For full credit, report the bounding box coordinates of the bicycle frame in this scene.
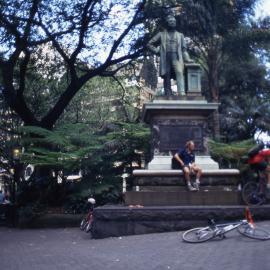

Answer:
[212,220,249,237]
[80,198,95,233]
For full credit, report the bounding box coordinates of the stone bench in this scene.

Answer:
[124,168,242,206]
[133,169,240,176]
[132,169,240,187]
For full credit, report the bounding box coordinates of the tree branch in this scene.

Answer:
[17,49,30,96]
[0,15,21,41]
[22,0,40,43]
[112,75,131,122]
[37,14,70,65]
[104,1,145,65]
[100,59,135,77]
[70,0,98,62]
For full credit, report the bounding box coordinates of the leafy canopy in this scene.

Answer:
[0,0,146,128]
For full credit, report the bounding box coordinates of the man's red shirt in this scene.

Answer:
[248,149,270,164]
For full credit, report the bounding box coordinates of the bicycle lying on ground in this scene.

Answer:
[182,208,270,243]
[80,198,95,233]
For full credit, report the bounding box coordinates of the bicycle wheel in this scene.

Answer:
[182,227,215,243]
[85,214,93,233]
[85,221,92,233]
[242,181,264,205]
[80,218,87,231]
[238,225,270,240]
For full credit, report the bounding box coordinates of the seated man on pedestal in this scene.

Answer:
[172,140,202,191]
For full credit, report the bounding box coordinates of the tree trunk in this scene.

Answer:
[208,55,219,102]
[213,110,220,139]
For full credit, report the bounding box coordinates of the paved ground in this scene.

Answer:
[1,222,270,270]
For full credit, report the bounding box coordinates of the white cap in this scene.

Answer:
[88,198,96,204]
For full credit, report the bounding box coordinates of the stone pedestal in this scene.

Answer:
[147,155,219,170]
[122,96,243,206]
[122,63,241,207]
[142,98,220,169]
[125,169,241,206]
[92,205,270,238]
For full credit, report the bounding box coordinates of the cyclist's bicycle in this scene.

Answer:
[182,208,270,243]
[80,198,95,233]
[241,170,268,205]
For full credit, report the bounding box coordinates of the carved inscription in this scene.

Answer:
[159,125,203,152]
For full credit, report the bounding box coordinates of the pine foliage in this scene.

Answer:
[20,122,150,171]
[208,139,255,168]
[20,124,106,169]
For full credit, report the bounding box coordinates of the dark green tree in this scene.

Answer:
[178,0,270,101]
[18,122,150,206]
[219,55,270,141]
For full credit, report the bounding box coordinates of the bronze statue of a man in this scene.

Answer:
[147,14,192,96]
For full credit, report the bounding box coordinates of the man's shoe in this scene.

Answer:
[194,180,200,191]
[187,184,197,192]
[194,182,200,191]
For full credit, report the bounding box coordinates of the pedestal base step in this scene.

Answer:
[134,186,237,192]
[124,190,241,206]
[92,205,270,239]
[133,169,240,186]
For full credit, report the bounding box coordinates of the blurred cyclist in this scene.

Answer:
[248,147,270,190]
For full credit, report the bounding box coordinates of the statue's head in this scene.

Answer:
[165,14,176,29]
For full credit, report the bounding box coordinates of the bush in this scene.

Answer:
[17,203,46,228]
